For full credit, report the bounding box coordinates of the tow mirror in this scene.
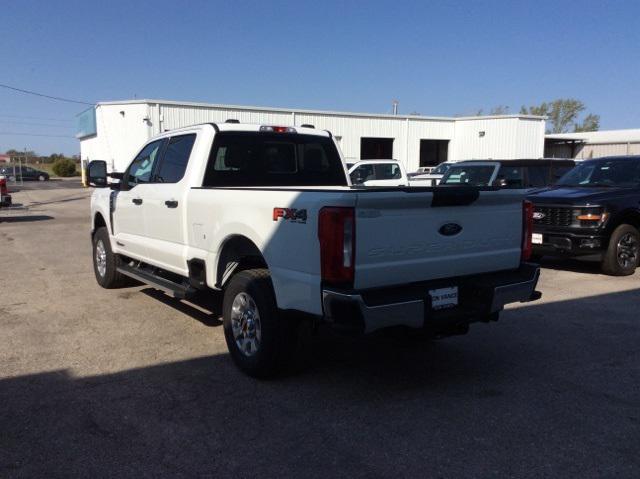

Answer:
[88,160,108,187]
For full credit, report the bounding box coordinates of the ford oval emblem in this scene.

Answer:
[439,223,463,236]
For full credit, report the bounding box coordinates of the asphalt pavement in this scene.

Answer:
[1,186,638,478]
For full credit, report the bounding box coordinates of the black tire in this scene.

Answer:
[92,227,130,288]
[222,269,310,378]
[38,175,46,181]
[601,224,640,276]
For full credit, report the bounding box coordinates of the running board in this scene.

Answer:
[117,264,196,299]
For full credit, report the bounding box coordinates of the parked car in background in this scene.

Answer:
[348,159,409,186]
[0,176,12,207]
[409,161,454,185]
[527,156,640,275]
[407,166,434,177]
[439,159,575,189]
[0,165,50,181]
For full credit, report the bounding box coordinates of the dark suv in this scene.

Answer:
[0,165,49,181]
[439,159,575,189]
[527,156,640,275]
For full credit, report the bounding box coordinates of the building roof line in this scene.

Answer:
[93,99,545,122]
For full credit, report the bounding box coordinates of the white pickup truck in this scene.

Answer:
[88,122,541,377]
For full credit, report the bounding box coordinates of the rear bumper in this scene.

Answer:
[0,194,11,207]
[321,263,541,334]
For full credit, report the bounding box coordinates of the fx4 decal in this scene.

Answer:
[273,207,307,224]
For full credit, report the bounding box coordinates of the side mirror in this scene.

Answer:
[88,160,108,187]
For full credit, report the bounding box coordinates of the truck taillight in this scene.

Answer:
[0,177,7,195]
[522,200,534,262]
[318,207,355,286]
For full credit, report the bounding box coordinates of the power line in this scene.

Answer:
[0,120,72,128]
[0,131,76,138]
[0,113,72,122]
[0,82,93,105]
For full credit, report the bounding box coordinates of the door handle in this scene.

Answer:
[132,198,143,205]
[164,200,179,208]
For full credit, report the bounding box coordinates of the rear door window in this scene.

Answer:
[525,166,550,187]
[497,166,524,188]
[154,134,196,183]
[204,132,347,187]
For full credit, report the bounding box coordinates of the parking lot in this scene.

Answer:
[1,185,639,478]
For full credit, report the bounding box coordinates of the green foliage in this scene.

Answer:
[520,98,600,133]
[52,158,77,177]
[574,113,600,132]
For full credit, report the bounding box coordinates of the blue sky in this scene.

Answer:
[1,0,639,155]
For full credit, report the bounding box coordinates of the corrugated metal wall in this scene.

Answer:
[81,101,546,172]
[451,117,544,161]
[157,103,458,171]
[574,143,640,159]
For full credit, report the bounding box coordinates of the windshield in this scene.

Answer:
[350,163,402,184]
[556,158,640,187]
[431,163,451,175]
[440,164,497,186]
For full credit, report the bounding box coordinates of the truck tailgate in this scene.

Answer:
[353,188,524,289]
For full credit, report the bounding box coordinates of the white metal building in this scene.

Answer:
[77,99,546,172]
[545,129,640,159]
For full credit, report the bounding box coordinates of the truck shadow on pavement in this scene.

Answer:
[538,256,606,274]
[0,215,54,223]
[1,288,639,477]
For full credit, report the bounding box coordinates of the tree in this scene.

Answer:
[489,105,510,115]
[574,113,600,132]
[475,105,510,116]
[520,98,599,133]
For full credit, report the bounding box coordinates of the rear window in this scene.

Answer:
[350,163,402,184]
[203,132,347,187]
[496,165,524,188]
[441,165,497,186]
[526,166,550,187]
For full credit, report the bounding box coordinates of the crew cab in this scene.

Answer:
[88,122,541,377]
[528,156,640,275]
[439,159,575,190]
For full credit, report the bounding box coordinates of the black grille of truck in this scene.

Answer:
[534,206,573,226]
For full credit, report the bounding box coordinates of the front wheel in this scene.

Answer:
[38,175,46,181]
[92,227,130,288]
[601,224,639,276]
[222,269,310,378]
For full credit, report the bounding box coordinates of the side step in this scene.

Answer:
[117,263,196,299]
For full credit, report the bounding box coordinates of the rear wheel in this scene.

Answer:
[222,269,310,378]
[92,227,130,288]
[601,224,639,276]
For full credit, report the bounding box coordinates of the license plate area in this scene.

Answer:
[429,286,458,310]
[532,233,543,245]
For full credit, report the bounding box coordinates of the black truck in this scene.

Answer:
[527,156,640,275]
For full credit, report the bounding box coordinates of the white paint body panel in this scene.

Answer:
[91,124,526,317]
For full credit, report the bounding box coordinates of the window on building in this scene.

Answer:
[360,137,394,159]
[419,140,449,167]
